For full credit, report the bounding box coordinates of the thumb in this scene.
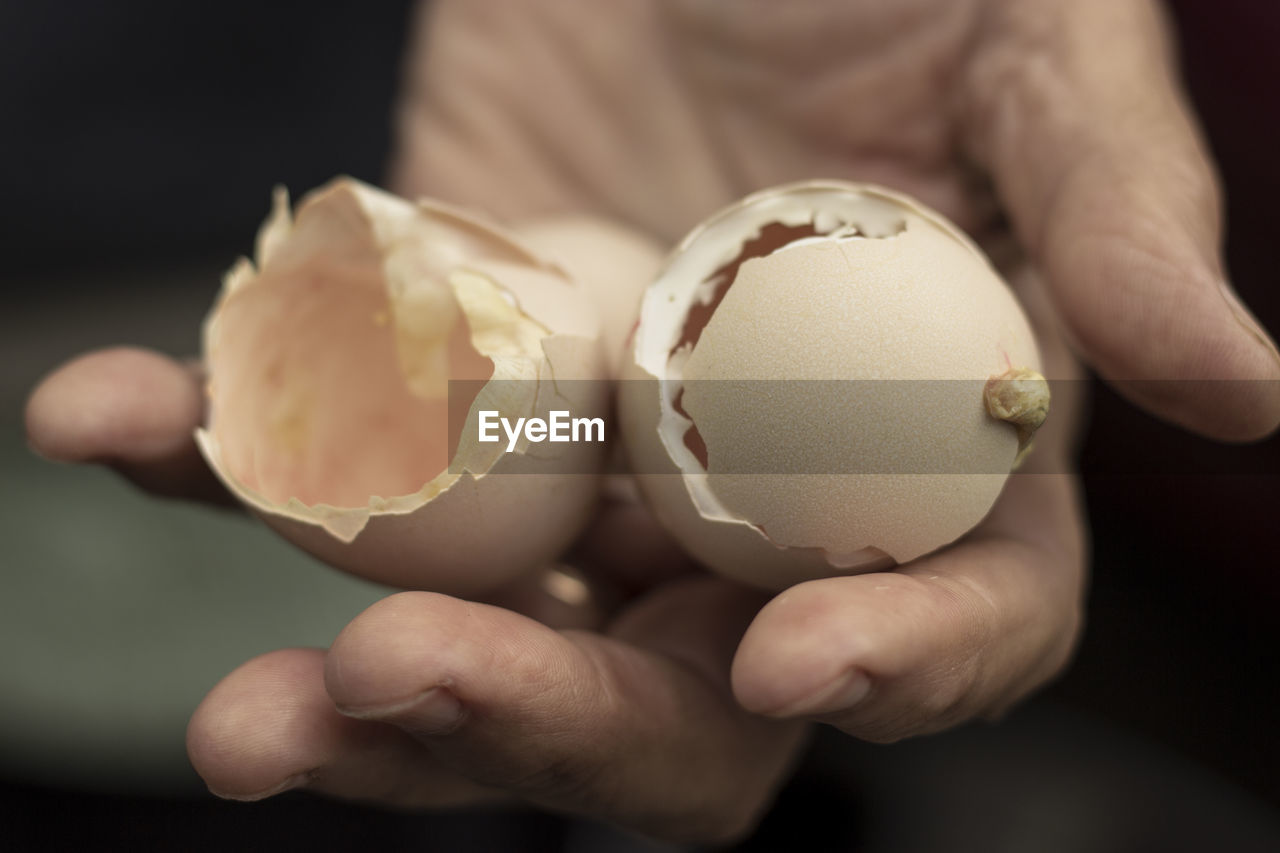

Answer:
[964,0,1280,440]
[25,347,234,504]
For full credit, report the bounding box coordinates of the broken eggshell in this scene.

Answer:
[619,181,1048,591]
[195,178,606,596]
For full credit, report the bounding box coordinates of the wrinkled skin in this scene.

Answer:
[25,0,1280,844]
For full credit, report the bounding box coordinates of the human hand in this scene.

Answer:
[395,0,1279,440]
[24,0,1277,843]
[380,0,1280,755]
[25,321,1078,847]
[26,346,808,843]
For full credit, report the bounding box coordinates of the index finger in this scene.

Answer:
[963,0,1280,440]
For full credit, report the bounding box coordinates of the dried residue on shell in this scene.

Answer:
[620,181,1048,590]
[195,178,605,592]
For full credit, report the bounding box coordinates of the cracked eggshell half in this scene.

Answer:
[196,178,606,596]
[618,181,1047,591]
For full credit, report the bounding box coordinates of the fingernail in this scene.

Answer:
[767,669,872,718]
[211,770,313,802]
[338,686,466,735]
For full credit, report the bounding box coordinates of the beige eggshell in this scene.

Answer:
[516,216,664,377]
[619,181,1043,590]
[196,178,606,596]
[618,356,882,590]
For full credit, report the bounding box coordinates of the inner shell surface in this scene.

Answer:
[209,260,492,508]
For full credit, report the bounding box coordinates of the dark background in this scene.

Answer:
[1063,0,1280,801]
[1,0,1278,850]
[1,0,415,278]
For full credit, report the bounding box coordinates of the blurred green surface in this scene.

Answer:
[0,420,394,794]
[1,267,395,795]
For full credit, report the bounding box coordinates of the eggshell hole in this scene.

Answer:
[672,386,709,469]
[672,221,823,355]
[670,221,826,476]
[208,260,492,508]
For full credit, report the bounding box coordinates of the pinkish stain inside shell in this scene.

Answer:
[209,263,493,508]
